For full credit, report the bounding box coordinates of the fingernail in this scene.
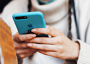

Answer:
[32,29,36,32]
[31,35,36,37]
[27,44,32,47]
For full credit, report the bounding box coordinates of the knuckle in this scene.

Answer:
[57,37,63,45]
[16,50,20,54]
[14,44,17,48]
[26,35,32,39]
[25,40,30,43]
[55,53,59,57]
[56,40,61,44]
[41,38,46,43]
[21,44,26,48]
[59,32,63,36]
[48,26,54,31]
[48,26,54,34]
[56,31,63,36]
[20,55,25,58]
[15,46,18,49]
[13,34,18,40]
[17,36,21,41]
[58,46,63,53]
[43,45,47,50]
[48,26,54,29]
[13,36,20,42]
[14,43,19,48]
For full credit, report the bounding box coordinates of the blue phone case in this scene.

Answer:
[38,0,55,4]
[13,11,48,37]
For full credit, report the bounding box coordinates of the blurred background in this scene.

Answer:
[0,0,11,13]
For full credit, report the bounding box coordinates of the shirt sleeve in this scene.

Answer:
[76,40,90,64]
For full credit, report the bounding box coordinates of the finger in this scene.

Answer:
[16,48,37,54]
[31,26,62,37]
[38,51,57,58]
[25,40,30,43]
[30,37,58,45]
[27,43,57,51]
[14,42,29,49]
[38,51,65,59]
[13,33,36,42]
[17,53,35,59]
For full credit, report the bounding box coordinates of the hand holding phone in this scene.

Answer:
[12,11,48,58]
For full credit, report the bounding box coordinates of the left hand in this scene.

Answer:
[27,26,80,60]
[13,33,37,58]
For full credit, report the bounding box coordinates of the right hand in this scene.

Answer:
[13,33,37,59]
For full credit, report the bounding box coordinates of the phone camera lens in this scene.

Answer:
[24,16,27,19]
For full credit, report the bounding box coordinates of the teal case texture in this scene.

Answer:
[13,11,48,37]
[38,0,55,4]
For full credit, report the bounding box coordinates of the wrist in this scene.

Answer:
[72,42,80,60]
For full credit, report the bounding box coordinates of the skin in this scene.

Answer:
[13,33,37,58]
[13,26,80,60]
[27,26,80,60]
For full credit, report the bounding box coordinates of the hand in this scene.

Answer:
[27,26,80,60]
[13,33,37,59]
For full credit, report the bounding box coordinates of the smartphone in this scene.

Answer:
[12,11,48,37]
[38,0,55,4]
